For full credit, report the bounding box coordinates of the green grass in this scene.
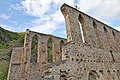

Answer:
[0,48,11,80]
[0,60,10,80]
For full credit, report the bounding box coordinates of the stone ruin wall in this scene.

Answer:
[50,43,120,80]
[7,30,67,80]
[49,4,120,80]
[61,4,120,52]
[44,4,120,80]
[7,3,120,80]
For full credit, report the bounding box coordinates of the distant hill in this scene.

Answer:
[0,26,25,80]
[0,26,24,48]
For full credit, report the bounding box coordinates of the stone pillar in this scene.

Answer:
[61,4,83,44]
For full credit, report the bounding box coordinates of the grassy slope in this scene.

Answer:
[0,49,11,80]
[0,27,24,48]
[0,27,24,80]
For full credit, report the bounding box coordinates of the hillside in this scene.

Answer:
[0,27,24,48]
[0,27,24,80]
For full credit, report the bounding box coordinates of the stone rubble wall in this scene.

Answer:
[7,47,24,80]
[49,42,120,80]
[61,3,120,52]
[7,30,67,80]
[7,3,120,80]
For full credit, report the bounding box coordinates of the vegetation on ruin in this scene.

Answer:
[47,38,52,63]
[31,35,38,63]
[0,49,11,80]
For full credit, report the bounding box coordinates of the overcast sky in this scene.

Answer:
[0,0,120,38]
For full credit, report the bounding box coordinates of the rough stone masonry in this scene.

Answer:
[7,3,120,80]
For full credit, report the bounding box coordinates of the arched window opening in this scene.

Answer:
[60,40,65,52]
[88,71,98,80]
[103,26,108,33]
[60,70,67,80]
[47,38,53,63]
[30,35,38,64]
[79,14,84,24]
[60,75,67,80]
[103,26,113,48]
[60,40,65,60]
[78,14,85,43]
[112,30,115,37]
[93,21,97,30]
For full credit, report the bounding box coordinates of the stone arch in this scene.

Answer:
[79,14,84,24]
[47,37,53,63]
[93,21,97,29]
[78,14,87,43]
[103,26,112,49]
[30,35,38,64]
[60,40,65,52]
[93,21,101,47]
[103,26,108,33]
[60,69,67,80]
[112,30,115,37]
[60,40,65,60]
[60,74,67,80]
[88,70,99,80]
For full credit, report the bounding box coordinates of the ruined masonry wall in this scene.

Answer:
[7,30,67,80]
[61,4,120,52]
[7,3,120,80]
[50,43,120,80]
[7,47,24,80]
[24,30,67,66]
